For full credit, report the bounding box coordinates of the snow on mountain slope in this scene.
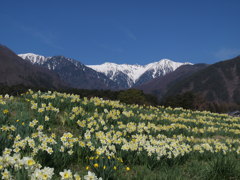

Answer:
[19,53,192,89]
[19,54,84,71]
[18,53,119,89]
[87,62,146,87]
[18,53,49,65]
[88,59,192,87]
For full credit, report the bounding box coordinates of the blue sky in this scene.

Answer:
[1,0,240,65]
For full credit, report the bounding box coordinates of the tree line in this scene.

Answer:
[0,84,238,113]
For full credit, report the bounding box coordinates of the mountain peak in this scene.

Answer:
[19,53,119,90]
[159,58,172,63]
[19,52,193,89]
[0,47,64,89]
[18,53,49,65]
[88,59,192,88]
[103,62,117,65]
[19,52,43,56]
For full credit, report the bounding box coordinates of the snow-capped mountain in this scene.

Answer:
[88,59,192,88]
[19,53,85,71]
[87,63,145,88]
[19,53,118,90]
[18,53,49,65]
[0,46,65,89]
[19,53,192,89]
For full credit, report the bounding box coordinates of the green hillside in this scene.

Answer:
[1,90,240,179]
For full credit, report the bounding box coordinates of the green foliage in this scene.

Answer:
[118,89,156,105]
[163,91,240,113]
[1,90,240,179]
[205,155,240,180]
[163,92,200,110]
[88,155,124,180]
[0,84,158,107]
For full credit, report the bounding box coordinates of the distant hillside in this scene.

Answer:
[0,45,65,89]
[165,56,240,104]
[137,64,208,99]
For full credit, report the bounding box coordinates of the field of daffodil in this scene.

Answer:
[1,90,240,179]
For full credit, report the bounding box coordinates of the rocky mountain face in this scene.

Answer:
[88,59,192,88]
[19,54,119,90]
[0,45,65,89]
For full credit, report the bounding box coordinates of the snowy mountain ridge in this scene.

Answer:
[19,53,193,89]
[18,53,119,89]
[18,53,50,65]
[88,62,145,83]
[18,53,84,70]
[87,59,192,87]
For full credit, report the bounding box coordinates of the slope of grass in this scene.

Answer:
[0,90,240,179]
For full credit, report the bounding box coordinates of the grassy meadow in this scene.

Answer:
[1,90,240,179]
